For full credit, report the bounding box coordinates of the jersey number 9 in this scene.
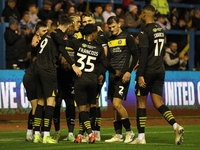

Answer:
[39,38,48,54]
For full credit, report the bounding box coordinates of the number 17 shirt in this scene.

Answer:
[137,23,165,76]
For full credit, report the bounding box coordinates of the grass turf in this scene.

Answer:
[0,125,199,150]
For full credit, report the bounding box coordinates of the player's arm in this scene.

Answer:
[137,31,149,88]
[121,34,139,83]
[50,31,74,47]
[99,48,122,77]
[59,45,74,66]
[50,31,77,66]
[97,32,109,74]
[59,45,82,77]
[137,31,149,77]
[126,34,139,73]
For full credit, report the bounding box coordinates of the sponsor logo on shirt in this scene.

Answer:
[82,43,87,48]
[153,28,157,32]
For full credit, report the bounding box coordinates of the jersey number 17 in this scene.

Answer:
[154,39,164,56]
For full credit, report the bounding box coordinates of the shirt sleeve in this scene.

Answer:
[137,30,149,76]
[126,34,139,73]
[99,47,116,75]
[59,45,74,66]
[50,31,77,66]
[97,31,108,48]
[50,31,76,49]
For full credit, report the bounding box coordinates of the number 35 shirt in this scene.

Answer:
[50,29,116,80]
[137,23,165,76]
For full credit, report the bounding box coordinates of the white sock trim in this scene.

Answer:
[68,132,74,136]
[35,131,41,135]
[138,133,145,140]
[44,131,50,136]
[173,123,178,131]
[27,129,32,135]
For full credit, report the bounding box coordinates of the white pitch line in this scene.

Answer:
[101,130,200,135]
[146,143,199,146]
[0,138,24,142]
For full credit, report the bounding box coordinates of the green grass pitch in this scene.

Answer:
[0,125,199,150]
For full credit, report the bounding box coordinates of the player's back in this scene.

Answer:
[36,33,59,70]
[75,39,104,70]
[139,23,165,74]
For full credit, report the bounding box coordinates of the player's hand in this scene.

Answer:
[133,60,139,71]
[31,35,39,47]
[122,72,131,83]
[138,76,146,88]
[98,75,104,85]
[115,70,122,77]
[48,29,55,36]
[72,65,82,77]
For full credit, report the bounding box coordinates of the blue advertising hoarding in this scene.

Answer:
[0,70,200,119]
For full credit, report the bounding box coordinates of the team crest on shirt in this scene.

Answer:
[118,40,122,44]
[63,35,68,40]
[74,34,78,39]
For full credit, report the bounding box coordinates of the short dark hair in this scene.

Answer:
[142,4,155,13]
[35,21,47,32]
[68,13,80,20]
[95,5,102,9]
[58,14,73,26]
[28,4,36,8]
[22,11,29,17]
[81,11,94,20]
[107,16,119,25]
[81,24,97,36]
[105,3,112,8]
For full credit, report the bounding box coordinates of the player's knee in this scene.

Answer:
[113,102,122,110]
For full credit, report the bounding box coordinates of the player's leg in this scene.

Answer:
[94,98,101,141]
[39,69,58,143]
[75,81,97,143]
[32,71,45,143]
[151,94,184,145]
[90,104,96,134]
[63,98,76,141]
[130,76,150,145]
[74,81,91,143]
[42,96,57,143]
[52,96,62,142]
[112,97,134,143]
[23,72,38,141]
[33,98,45,143]
[76,105,95,143]
[130,95,147,145]
[151,73,184,145]
[93,82,104,141]
[63,83,76,141]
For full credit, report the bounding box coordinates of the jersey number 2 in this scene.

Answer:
[77,53,96,72]
[154,39,164,56]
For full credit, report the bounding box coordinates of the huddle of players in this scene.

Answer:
[23,4,184,145]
